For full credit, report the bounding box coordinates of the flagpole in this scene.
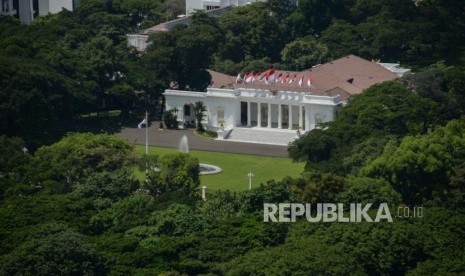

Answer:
[145,110,148,174]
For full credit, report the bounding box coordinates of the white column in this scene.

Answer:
[288,105,293,130]
[257,103,261,127]
[278,104,282,129]
[299,105,303,130]
[267,103,271,128]
[247,101,251,126]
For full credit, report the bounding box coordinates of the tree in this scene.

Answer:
[73,169,139,202]
[145,153,200,197]
[150,204,202,236]
[0,229,108,275]
[90,194,156,233]
[289,82,440,173]
[291,172,345,204]
[405,65,465,123]
[362,119,465,206]
[0,135,30,178]
[337,176,402,207]
[28,133,136,185]
[281,36,328,70]
[162,108,178,129]
[193,101,206,132]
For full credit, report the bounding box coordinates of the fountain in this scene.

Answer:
[179,135,189,154]
[178,135,222,175]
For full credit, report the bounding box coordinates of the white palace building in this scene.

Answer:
[164,55,409,145]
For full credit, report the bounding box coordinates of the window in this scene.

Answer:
[184,105,191,116]
[315,114,325,125]
[205,5,220,10]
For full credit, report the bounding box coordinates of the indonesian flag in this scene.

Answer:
[289,74,297,84]
[298,75,304,87]
[245,71,254,83]
[236,73,242,83]
[281,72,289,84]
[260,70,269,82]
[253,71,262,82]
[138,117,147,129]
[307,76,312,87]
[266,68,276,82]
[275,73,283,83]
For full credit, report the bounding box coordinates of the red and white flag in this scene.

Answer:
[307,75,312,87]
[260,70,270,82]
[266,68,276,82]
[275,73,283,83]
[298,76,304,87]
[289,74,297,84]
[138,117,147,129]
[253,71,262,82]
[282,72,289,84]
[245,71,254,83]
[236,73,242,83]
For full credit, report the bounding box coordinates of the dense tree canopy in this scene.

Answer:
[1,1,465,275]
[289,81,439,172]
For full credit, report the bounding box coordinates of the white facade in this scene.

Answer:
[1,0,73,24]
[126,34,149,51]
[378,62,412,77]
[0,0,16,16]
[164,87,340,132]
[39,0,73,16]
[186,0,266,15]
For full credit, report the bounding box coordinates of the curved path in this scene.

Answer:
[116,121,289,157]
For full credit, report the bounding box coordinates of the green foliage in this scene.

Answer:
[150,204,202,236]
[162,109,178,129]
[0,135,30,178]
[145,153,200,197]
[193,101,206,132]
[289,81,439,173]
[90,194,156,234]
[29,133,135,185]
[195,129,218,139]
[281,36,328,70]
[0,229,108,275]
[337,176,402,207]
[73,169,139,203]
[341,136,393,175]
[291,172,345,204]
[238,179,293,214]
[362,119,465,206]
[1,2,465,275]
[405,65,465,122]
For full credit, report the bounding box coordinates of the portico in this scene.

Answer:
[164,86,340,133]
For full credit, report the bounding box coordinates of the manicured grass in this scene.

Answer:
[134,145,305,192]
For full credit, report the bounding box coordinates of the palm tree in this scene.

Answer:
[193,101,206,132]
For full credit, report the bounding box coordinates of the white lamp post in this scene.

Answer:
[247,172,254,190]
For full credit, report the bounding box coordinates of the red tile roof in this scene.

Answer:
[208,55,399,100]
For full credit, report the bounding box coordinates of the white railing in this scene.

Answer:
[164,90,207,97]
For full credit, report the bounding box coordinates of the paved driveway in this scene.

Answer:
[116,122,290,157]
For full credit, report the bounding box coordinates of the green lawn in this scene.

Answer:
[134,146,305,191]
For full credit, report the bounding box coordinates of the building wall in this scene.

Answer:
[18,0,33,24]
[0,0,17,16]
[39,0,72,15]
[126,34,149,51]
[186,0,203,15]
[164,89,340,132]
